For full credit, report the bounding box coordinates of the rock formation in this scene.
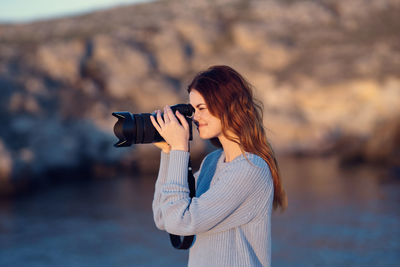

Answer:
[0,0,399,188]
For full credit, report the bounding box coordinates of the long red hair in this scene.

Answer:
[187,65,287,211]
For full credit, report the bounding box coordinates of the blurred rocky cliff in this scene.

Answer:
[0,0,399,190]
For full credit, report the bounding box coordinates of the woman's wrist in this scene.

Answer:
[170,145,189,152]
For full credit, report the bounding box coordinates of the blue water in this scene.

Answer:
[0,156,399,266]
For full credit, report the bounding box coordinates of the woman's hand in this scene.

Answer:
[150,109,172,154]
[153,141,171,154]
[150,105,189,152]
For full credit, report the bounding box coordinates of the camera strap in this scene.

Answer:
[168,152,196,250]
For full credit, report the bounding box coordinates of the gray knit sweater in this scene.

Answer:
[152,149,274,267]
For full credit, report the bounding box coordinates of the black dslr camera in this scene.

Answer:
[112,104,195,147]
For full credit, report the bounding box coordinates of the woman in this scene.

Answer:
[150,65,287,267]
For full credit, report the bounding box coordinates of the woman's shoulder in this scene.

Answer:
[244,152,270,169]
[226,152,272,178]
[200,149,271,176]
[218,153,273,190]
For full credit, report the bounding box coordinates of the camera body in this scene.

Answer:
[112,104,195,147]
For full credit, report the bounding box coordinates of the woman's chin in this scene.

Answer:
[199,133,217,140]
[199,134,207,139]
[199,132,209,139]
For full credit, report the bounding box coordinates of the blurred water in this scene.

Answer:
[272,157,400,267]
[0,156,399,267]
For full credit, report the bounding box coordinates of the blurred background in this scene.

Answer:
[0,0,399,266]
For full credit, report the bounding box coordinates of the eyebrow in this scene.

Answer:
[196,103,206,108]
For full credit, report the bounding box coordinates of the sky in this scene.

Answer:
[0,0,153,23]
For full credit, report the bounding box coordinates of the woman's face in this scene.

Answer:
[189,89,222,139]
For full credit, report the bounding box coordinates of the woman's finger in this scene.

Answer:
[166,105,178,123]
[156,110,165,127]
[163,106,170,124]
[150,114,162,133]
[176,111,189,130]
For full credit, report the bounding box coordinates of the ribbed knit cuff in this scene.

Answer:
[157,150,170,184]
[167,150,190,187]
[160,150,170,168]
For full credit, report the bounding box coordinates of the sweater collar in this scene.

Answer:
[218,149,251,166]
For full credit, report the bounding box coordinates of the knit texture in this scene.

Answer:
[152,149,274,267]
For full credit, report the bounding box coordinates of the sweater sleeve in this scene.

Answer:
[160,150,273,236]
[152,151,170,230]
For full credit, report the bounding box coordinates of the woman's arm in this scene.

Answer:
[152,150,170,230]
[160,150,273,236]
[153,149,205,230]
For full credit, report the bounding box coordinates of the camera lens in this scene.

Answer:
[112,104,194,147]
